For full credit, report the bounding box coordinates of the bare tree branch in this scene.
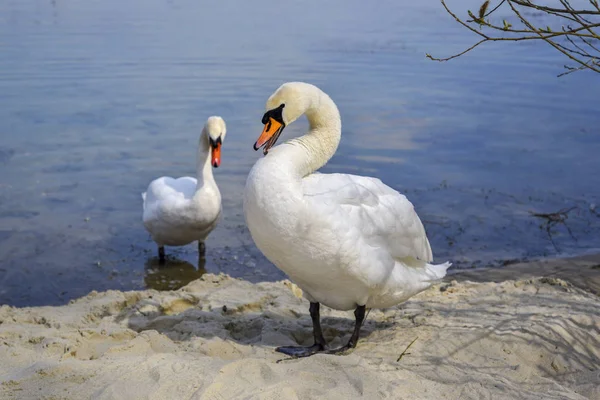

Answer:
[512,0,599,15]
[429,0,600,76]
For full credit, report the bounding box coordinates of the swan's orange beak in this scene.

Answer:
[211,142,221,168]
[254,117,285,155]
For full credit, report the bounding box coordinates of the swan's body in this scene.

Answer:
[142,176,220,246]
[143,116,226,262]
[244,83,450,356]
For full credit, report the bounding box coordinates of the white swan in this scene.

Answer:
[244,83,451,357]
[142,116,226,263]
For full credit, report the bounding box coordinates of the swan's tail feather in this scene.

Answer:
[398,257,452,282]
[425,261,452,281]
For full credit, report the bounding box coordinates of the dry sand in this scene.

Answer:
[0,255,599,399]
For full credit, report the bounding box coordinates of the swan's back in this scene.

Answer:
[302,172,433,263]
[143,177,197,207]
[142,176,221,246]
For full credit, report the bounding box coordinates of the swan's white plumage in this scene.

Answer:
[142,116,225,248]
[302,172,432,263]
[244,82,450,311]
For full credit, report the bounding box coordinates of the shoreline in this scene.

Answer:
[0,254,598,399]
[447,252,600,295]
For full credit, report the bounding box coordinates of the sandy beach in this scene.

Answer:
[0,254,598,400]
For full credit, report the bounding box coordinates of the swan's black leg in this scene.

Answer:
[158,246,166,264]
[325,305,366,355]
[197,241,206,271]
[276,302,327,358]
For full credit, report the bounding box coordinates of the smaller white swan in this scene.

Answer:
[142,116,226,263]
[244,83,451,357]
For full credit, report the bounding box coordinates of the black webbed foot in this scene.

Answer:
[324,342,356,355]
[275,343,326,358]
[275,303,367,358]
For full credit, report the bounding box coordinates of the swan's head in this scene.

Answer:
[204,116,226,168]
[254,82,315,155]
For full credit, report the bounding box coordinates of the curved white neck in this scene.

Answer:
[195,128,216,190]
[283,88,342,178]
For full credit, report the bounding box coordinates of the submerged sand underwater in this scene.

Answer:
[0,255,598,400]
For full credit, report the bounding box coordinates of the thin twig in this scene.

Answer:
[562,0,600,39]
[529,206,577,221]
[563,33,594,57]
[529,207,578,251]
[561,0,594,25]
[511,0,600,15]
[397,337,419,362]
[427,39,488,62]
[557,61,595,76]
[554,39,593,59]
[577,31,600,53]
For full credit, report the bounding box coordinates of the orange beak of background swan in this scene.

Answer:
[254,117,285,155]
[210,138,222,168]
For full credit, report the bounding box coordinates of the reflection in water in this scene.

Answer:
[144,256,206,291]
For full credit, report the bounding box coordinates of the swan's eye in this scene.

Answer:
[262,103,285,125]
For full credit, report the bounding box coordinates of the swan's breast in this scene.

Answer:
[143,177,222,246]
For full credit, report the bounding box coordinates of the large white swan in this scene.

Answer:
[244,83,451,357]
[142,116,226,263]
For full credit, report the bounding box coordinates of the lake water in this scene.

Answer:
[1,0,599,306]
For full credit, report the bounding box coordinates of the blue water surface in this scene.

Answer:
[0,0,598,306]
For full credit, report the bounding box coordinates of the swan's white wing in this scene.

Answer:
[144,177,197,204]
[142,176,197,220]
[302,172,432,263]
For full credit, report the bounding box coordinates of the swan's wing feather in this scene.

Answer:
[144,177,197,202]
[142,176,198,218]
[302,173,432,263]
